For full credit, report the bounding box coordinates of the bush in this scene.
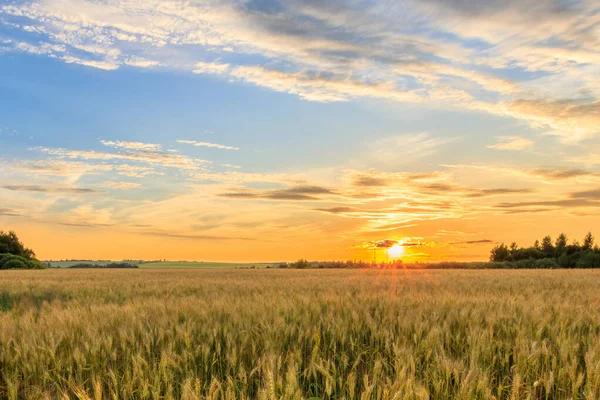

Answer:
[2,259,27,270]
[68,263,139,269]
[576,252,600,268]
[534,258,560,269]
[0,254,45,270]
[0,254,21,269]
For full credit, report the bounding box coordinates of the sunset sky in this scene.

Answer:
[1,0,599,262]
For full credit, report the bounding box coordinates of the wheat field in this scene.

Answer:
[1,269,599,399]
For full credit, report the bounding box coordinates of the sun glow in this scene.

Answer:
[387,244,404,259]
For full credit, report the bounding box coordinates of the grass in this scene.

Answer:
[1,269,599,399]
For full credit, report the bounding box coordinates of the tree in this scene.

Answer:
[0,231,35,259]
[490,243,510,262]
[555,233,568,257]
[583,232,594,250]
[541,236,554,258]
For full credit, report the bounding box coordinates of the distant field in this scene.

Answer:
[46,260,115,268]
[139,261,277,269]
[2,269,600,399]
[47,261,277,269]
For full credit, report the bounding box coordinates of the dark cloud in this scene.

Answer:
[530,168,596,180]
[570,188,600,200]
[495,199,600,209]
[421,183,458,192]
[466,188,533,198]
[401,242,422,247]
[0,208,21,217]
[501,208,553,214]
[141,231,260,241]
[313,206,358,214]
[418,0,578,18]
[58,222,113,228]
[219,185,334,201]
[450,239,494,245]
[2,185,104,194]
[391,205,454,213]
[353,175,387,187]
[374,239,399,248]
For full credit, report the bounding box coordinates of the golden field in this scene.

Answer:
[1,269,600,399]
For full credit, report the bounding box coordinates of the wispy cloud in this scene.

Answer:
[101,140,162,152]
[1,185,104,194]
[177,140,239,151]
[488,136,533,151]
[368,133,456,166]
[34,141,209,171]
[97,181,142,189]
[193,62,230,75]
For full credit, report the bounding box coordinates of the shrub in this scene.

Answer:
[2,259,27,270]
[0,254,45,270]
[534,258,560,269]
[576,252,600,268]
[68,263,139,269]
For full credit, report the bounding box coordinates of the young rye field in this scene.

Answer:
[1,269,599,399]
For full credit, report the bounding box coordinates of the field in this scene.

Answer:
[1,269,599,399]
[46,261,277,269]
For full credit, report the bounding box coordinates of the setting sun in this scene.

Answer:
[387,244,404,259]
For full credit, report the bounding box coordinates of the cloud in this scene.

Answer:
[450,239,494,245]
[418,182,532,198]
[124,56,160,68]
[495,199,600,209]
[140,231,260,241]
[230,65,421,103]
[444,164,600,182]
[368,132,455,165]
[357,237,434,250]
[34,142,209,171]
[569,189,600,200]
[219,185,335,201]
[1,0,598,139]
[313,206,358,214]
[101,140,162,151]
[0,208,22,217]
[502,99,600,142]
[352,175,387,187]
[177,139,239,150]
[568,155,600,167]
[487,136,534,151]
[529,168,597,180]
[193,62,230,75]
[97,181,142,189]
[1,185,104,194]
[465,188,533,198]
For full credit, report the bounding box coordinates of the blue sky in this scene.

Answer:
[0,0,599,261]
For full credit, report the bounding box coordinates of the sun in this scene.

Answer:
[387,244,404,259]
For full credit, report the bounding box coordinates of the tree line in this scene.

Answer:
[490,232,600,268]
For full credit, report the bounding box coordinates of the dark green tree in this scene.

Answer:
[0,231,35,259]
[555,233,568,257]
[583,232,594,250]
[541,236,554,258]
[490,243,510,262]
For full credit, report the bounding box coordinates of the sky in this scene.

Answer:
[0,0,599,262]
